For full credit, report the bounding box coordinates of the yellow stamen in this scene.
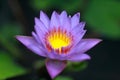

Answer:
[48,29,70,49]
[45,28,73,54]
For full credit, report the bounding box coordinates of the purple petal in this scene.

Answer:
[71,22,86,46]
[50,11,60,28]
[45,59,67,79]
[67,53,90,62]
[40,11,50,28]
[60,11,67,26]
[32,31,42,45]
[74,30,86,46]
[74,39,102,53]
[34,17,47,33]
[59,11,71,31]
[16,36,46,57]
[63,17,71,31]
[46,51,67,60]
[71,13,80,29]
[71,22,85,34]
[34,18,48,46]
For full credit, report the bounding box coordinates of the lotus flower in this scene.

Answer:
[16,11,102,79]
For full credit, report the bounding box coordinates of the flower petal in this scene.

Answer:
[63,17,71,31]
[34,18,48,46]
[50,11,60,28]
[40,11,50,28]
[32,31,42,45]
[71,22,86,46]
[60,11,67,26]
[46,51,67,60]
[67,53,90,62]
[45,59,67,79]
[16,36,46,57]
[74,39,102,53]
[34,17,47,33]
[71,12,80,29]
[71,22,85,35]
[59,11,71,31]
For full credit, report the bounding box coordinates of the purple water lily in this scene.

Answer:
[16,11,102,79]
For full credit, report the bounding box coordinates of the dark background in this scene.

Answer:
[0,0,120,80]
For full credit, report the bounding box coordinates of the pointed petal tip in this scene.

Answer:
[81,54,91,61]
[34,17,43,24]
[31,31,35,35]
[34,17,38,20]
[40,10,50,28]
[45,59,67,79]
[52,11,61,16]
[15,35,24,41]
[83,38,102,44]
[93,39,102,44]
[98,39,103,42]
[52,11,57,14]
[40,10,47,18]
[76,12,80,17]
[40,10,48,18]
[80,22,86,25]
[61,10,67,14]
[15,36,32,44]
[15,35,32,44]
[35,17,40,22]
[82,54,91,61]
[15,35,25,43]
[62,10,67,12]
[94,39,102,45]
[15,35,19,39]
[40,10,44,14]
[86,54,91,60]
[50,11,60,28]
[34,17,39,24]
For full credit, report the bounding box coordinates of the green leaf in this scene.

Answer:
[67,61,88,72]
[30,0,51,10]
[60,0,84,13]
[0,23,23,57]
[0,52,26,80]
[0,23,22,40]
[30,0,84,13]
[55,76,73,80]
[84,0,120,39]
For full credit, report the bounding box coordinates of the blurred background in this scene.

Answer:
[0,0,120,80]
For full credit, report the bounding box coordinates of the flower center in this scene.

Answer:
[48,32,70,49]
[45,27,73,54]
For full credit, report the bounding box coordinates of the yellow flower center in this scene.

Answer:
[45,28,73,54]
[48,32,70,49]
